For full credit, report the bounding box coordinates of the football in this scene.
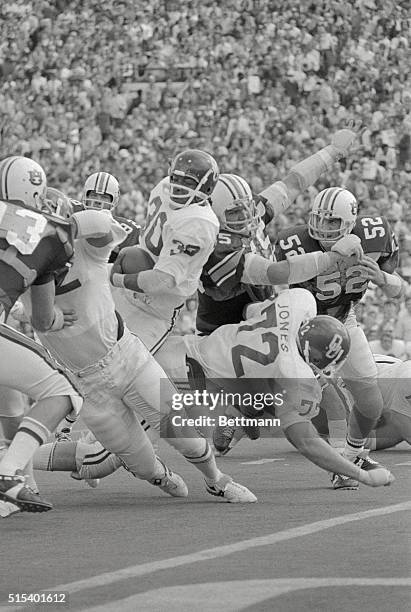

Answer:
[117,246,155,274]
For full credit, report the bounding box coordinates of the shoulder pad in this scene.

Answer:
[354,216,395,254]
[275,225,317,258]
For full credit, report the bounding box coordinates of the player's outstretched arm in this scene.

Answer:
[259,120,360,217]
[284,421,390,487]
[242,235,362,286]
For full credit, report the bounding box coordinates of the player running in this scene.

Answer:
[111,149,220,354]
[24,174,256,504]
[0,156,82,515]
[275,186,402,489]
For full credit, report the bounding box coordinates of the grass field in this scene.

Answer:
[1,437,410,611]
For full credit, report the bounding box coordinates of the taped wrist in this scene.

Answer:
[286,145,336,192]
[111,273,126,288]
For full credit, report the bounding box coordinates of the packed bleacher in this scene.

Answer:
[1,0,411,344]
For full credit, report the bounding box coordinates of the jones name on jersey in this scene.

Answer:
[275,215,398,321]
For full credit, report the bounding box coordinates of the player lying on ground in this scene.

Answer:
[314,354,411,451]
[35,289,394,490]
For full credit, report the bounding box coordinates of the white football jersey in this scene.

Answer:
[113,178,219,346]
[374,355,411,418]
[184,288,321,426]
[22,210,127,370]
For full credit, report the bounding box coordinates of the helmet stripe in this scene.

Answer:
[93,173,99,192]
[318,187,343,212]
[97,172,107,193]
[219,176,238,201]
[103,172,110,194]
[220,174,248,200]
[0,156,19,200]
[329,188,344,212]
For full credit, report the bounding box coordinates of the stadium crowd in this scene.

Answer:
[1,0,411,345]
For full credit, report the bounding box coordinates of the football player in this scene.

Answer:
[41,289,394,489]
[110,149,220,353]
[366,355,411,450]
[275,186,402,489]
[0,156,83,514]
[26,174,256,503]
[320,355,411,451]
[197,123,361,334]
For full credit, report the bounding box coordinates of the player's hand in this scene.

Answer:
[331,119,362,155]
[331,234,363,259]
[62,308,77,327]
[355,255,385,286]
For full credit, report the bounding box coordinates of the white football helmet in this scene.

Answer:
[308,187,358,246]
[44,187,73,219]
[210,173,260,235]
[0,156,47,209]
[82,172,120,211]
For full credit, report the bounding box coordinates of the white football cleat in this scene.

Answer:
[150,461,188,498]
[70,471,100,488]
[205,474,257,503]
[0,499,20,518]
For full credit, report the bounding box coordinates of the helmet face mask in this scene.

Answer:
[210,174,259,236]
[168,149,219,208]
[43,187,73,219]
[0,156,47,210]
[82,172,120,211]
[297,315,351,378]
[308,187,358,247]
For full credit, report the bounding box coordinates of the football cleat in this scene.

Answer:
[150,460,188,498]
[0,473,53,513]
[205,474,257,503]
[354,450,394,487]
[331,473,359,491]
[212,423,237,455]
[0,500,20,518]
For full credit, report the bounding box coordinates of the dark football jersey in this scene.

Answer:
[0,200,74,314]
[109,215,141,263]
[275,215,399,321]
[197,230,274,334]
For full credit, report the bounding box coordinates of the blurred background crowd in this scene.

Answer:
[1,0,411,352]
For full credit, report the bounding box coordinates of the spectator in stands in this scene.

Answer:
[369,326,407,361]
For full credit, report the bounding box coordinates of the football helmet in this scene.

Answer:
[308,187,358,246]
[44,187,73,219]
[168,149,219,208]
[82,172,120,211]
[297,315,350,377]
[0,156,47,209]
[210,173,261,236]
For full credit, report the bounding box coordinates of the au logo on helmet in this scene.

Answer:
[29,170,44,186]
